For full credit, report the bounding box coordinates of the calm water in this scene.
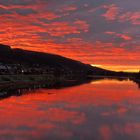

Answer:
[0,79,140,140]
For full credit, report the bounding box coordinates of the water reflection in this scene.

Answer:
[0,77,139,100]
[132,79,140,89]
[0,78,140,140]
[0,78,93,100]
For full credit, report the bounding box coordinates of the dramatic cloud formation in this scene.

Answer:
[0,0,139,71]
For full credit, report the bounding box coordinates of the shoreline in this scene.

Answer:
[0,74,139,99]
[0,74,92,98]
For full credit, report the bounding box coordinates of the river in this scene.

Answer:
[0,78,140,140]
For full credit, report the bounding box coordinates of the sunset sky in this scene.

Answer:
[0,0,140,72]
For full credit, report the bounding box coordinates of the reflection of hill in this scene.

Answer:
[132,79,140,89]
[0,78,94,100]
[129,72,140,89]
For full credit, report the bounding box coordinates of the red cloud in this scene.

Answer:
[102,4,119,20]
[0,3,44,10]
[59,5,77,12]
[119,12,140,25]
[42,20,89,37]
[102,4,140,25]
[105,31,132,41]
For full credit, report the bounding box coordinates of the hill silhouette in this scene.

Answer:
[0,44,111,75]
